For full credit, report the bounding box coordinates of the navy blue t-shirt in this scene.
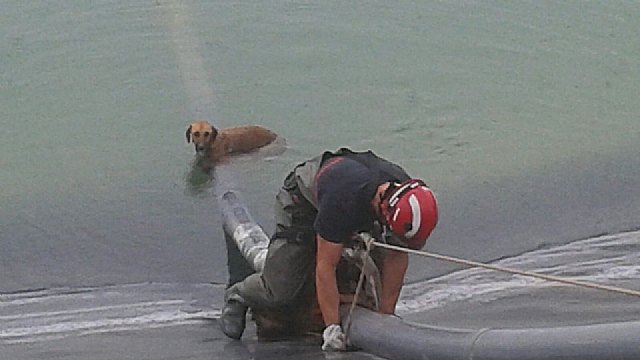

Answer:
[313,157,381,244]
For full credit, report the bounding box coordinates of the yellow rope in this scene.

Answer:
[363,235,640,299]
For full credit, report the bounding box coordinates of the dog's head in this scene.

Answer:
[186,120,219,155]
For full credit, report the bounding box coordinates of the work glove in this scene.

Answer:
[321,324,347,351]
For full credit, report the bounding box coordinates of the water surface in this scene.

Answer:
[2,1,640,358]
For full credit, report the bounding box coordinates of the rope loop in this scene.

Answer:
[343,232,378,346]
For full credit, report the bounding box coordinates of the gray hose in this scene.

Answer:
[346,306,640,360]
[214,172,269,273]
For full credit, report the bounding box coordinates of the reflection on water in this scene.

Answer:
[399,230,640,316]
[184,157,214,197]
[0,283,223,345]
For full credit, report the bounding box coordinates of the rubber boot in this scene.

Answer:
[219,286,248,340]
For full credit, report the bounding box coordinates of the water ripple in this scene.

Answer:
[398,230,640,314]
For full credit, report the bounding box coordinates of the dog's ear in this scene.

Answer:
[186,125,192,143]
[211,127,219,141]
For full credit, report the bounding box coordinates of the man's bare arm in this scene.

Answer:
[379,249,409,314]
[315,235,343,325]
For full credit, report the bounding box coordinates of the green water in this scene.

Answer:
[3,2,639,199]
[1,1,639,291]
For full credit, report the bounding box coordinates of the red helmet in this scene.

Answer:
[381,179,438,250]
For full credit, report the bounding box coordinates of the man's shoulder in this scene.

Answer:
[319,157,372,188]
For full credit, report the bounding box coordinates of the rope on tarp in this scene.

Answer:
[356,233,640,299]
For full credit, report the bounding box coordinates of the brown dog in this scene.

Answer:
[186,120,279,163]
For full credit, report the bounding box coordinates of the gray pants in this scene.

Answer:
[228,236,315,309]
[227,156,322,309]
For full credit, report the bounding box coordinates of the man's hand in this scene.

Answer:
[321,324,347,351]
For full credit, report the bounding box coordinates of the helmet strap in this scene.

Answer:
[378,182,398,225]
